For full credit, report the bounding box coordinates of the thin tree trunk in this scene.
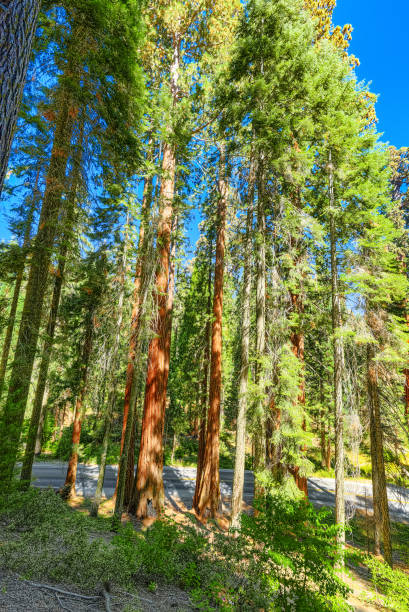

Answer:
[328,151,345,550]
[63,306,95,497]
[117,166,154,495]
[288,289,308,497]
[34,384,48,455]
[21,119,84,484]
[114,177,155,515]
[193,144,228,518]
[253,159,267,498]
[0,90,75,483]
[196,240,212,485]
[367,342,393,566]
[231,164,254,528]
[0,167,40,399]
[90,236,128,517]
[0,0,41,195]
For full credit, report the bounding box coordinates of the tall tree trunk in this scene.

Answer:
[0,0,41,195]
[34,383,48,455]
[0,91,75,483]
[114,177,155,516]
[63,305,95,497]
[131,39,180,520]
[21,118,84,484]
[231,164,254,528]
[196,239,212,485]
[130,142,176,519]
[328,151,345,550]
[90,236,128,517]
[288,310,308,497]
[0,166,40,398]
[253,159,267,498]
[193,145,228,518]
[117,162,154,497]
[123,179,155,508]
[367,341,393,566]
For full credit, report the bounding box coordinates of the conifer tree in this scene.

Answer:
[0,0,41,195]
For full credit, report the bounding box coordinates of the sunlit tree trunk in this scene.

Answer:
[367,341,393,566]
[328,151,345,550]
[131,38,180,520]
[0,166,40,399]
[0,91,75,483]
[193,145,228,518]
[231,162,254,528]
[63,304,96,498]
[115,171,153,506]
[0,0,41,195]
[196,242,212,486]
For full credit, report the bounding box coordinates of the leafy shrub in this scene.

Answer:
[366,556,409,612]
[237,491,350,611]
[0,486,66,530]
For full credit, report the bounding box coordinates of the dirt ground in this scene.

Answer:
[0,570,194,612]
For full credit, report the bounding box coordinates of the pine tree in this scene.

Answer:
[0,0,41,194]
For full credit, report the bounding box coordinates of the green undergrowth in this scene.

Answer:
[0,485,352,611]
[1,485,407,610]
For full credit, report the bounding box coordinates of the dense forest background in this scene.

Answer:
[1,1,409,610]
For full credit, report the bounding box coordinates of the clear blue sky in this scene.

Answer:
[1,3,408,244]
[334,0,409,148]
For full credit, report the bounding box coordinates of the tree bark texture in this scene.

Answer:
[231,166,254,528]
[132,37,180,519]
[131,142,176,519]
[367,341,393,566]
[193,145,228,518]
[0,92,75,483]
[196,240,212,488]
[115,173,153,505]
[0,0,41,195]
[63,306,96,497]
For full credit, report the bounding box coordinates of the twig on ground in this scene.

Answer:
[56,593,75,612]
[25,580,100,601]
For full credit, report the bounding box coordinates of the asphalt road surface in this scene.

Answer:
[28,462,409,523]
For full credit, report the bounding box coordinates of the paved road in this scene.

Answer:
[28,462,409,522]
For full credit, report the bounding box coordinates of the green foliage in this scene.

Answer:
[0,487,352,611]
[365,556,409,612]
[239,491,350,611]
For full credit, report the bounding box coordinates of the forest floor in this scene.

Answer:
[0,569,194,611]
[1,486,408,612]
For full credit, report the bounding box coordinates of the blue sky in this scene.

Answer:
[1,3,408,244]
[334,0,409,148]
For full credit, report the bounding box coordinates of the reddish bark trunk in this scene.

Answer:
[196,246,212,485]
[115,174,153,503]
[63,309,95,497]
[133,142,176,518]
[193,146,227,518]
